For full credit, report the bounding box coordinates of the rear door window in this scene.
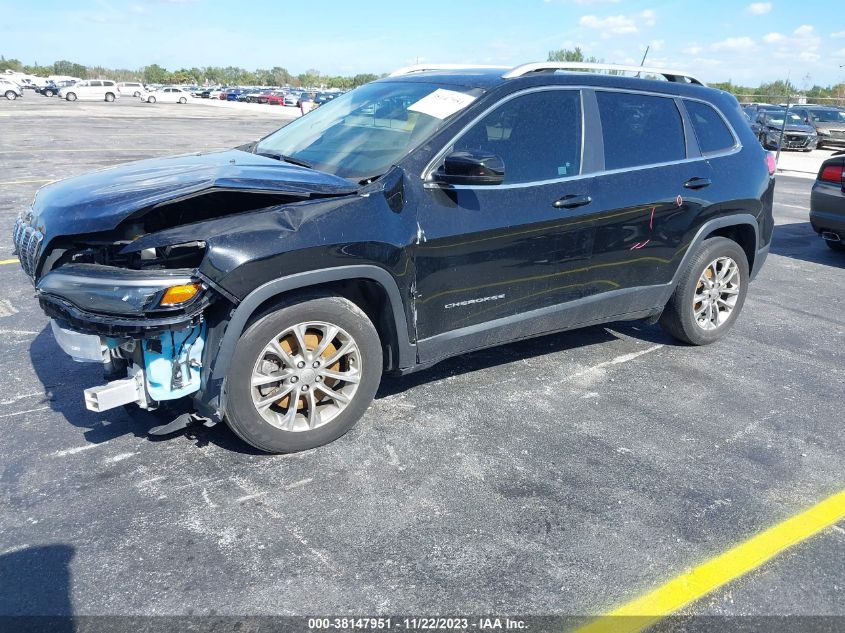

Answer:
[596,91,686,170]
[452,89,582,184]
[685,100,736,154]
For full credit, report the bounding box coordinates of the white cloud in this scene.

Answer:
[793,24,815,37]
[682,44,704,55]
[650,39,664,51]
[578,10,656,38]
[762,32,785,43]
[579,14,638,35]
[710,36,756,52]
[831,30,845,38]
[746,2,772,15]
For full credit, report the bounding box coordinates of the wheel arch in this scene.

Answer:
[197,265,416,417]
[702,222,757,273]
[671,214,760,289]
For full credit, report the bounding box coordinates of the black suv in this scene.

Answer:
[14,63,775,453]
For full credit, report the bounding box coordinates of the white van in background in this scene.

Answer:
[59,80,120,102]
[117,82,144,97]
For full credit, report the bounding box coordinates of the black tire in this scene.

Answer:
[66,92,77,101]
[105,92,115,102]
[224,294,382,453]
[45,90,54,97]
[659,237,749,346]
[133,91,140,97]
[5,90,16,100]
[825,239,845,252]
[179,97,187,104]
[147,96,156,104]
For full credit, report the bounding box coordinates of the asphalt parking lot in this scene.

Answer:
[0,97,843,628]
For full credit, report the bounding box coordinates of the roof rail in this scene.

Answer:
[388,64,503,77]
[502,62,705,86]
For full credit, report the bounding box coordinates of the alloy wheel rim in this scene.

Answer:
[693,256,740,331]
[250,321,362,432]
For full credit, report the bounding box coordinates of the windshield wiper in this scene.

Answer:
[256,151,313,169]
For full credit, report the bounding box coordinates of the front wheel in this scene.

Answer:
[44,90,54,97]
[133,91,140,97]
[659,237,749,345]
[105,92,115,102]
[66,92,77,101]
[179,97,187,104]
[147,96,156,104]
[5,90,17,100]
[224,294,383,453]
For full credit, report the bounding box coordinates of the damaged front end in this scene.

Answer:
[36,261,211,413]
[14,148,360,417]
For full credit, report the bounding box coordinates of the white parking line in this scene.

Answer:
[52,443,103,457]
[567,345,664,382]
[0,406,49,418]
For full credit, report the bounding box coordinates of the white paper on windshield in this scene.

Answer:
[408,89,476,119]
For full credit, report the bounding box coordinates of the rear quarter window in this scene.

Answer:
[596,91,686,170]
[685,100,736,154]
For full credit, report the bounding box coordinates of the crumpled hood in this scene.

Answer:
[30,149,358,237]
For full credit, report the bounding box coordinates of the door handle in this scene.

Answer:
[553,194,592,209]
[684,177,712,190]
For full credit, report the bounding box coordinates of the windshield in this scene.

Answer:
[809,109,845,123]
[255,81,484,180]
[765,112,804,126]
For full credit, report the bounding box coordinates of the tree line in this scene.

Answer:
[0,56,382,88]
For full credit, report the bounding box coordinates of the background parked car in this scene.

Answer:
[59,80,120,102]
[313,92,338,106]
[283,92,300,107]
[0,78,23,100]
[36,80,75,97]
[754,109,817,151]
[142,86,191,104]
[810,151,845,251]
[791,106,845,149]
[265,90,287,106]
[117,82,144,97]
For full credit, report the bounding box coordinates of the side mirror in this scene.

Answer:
[434,150,505,186]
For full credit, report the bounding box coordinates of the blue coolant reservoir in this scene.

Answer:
[143,323,206,401]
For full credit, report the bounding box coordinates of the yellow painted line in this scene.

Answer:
[577,490,845,633]
[0,179,54,185]
[0,259,20,265]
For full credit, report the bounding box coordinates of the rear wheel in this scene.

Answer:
[105,92,115,102]
[825,239,845,252]
[147,96,156,104]
[660,237,749,345]
[5,90,17,100]
[133,91,140,97]
[66,92,77,101]
[224,294,382,453]
[44,90,54,97]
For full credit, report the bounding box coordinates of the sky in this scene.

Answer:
[1,0,844,86]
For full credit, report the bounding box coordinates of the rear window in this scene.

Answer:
[597,91,686,170]
[686,101,735,153]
